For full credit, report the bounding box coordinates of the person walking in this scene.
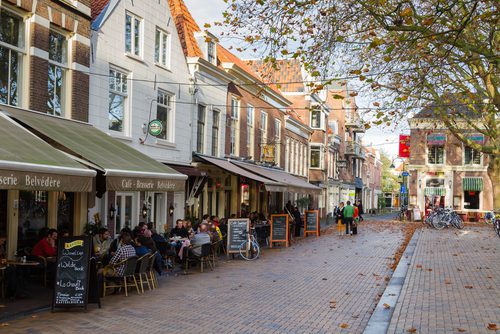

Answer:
[356,200,364,221]
[343,201,355,235]
[334,202,345,235]
[293,206,302,237]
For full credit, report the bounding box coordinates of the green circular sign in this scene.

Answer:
[148,120,163,136]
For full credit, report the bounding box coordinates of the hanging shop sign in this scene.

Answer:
[261,144,276,163]
[399,135,410,158]
[148,120,163,137]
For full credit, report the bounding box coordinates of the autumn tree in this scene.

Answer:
[221,0,499,207]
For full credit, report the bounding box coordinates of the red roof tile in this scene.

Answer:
[168,0,203,57]
[91,0,110,21]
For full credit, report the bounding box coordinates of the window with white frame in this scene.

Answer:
[125,12,142,57]
[157,90,173,141]
[154,28,170,67]
[247,104,254,157]
[464,146,481,165]
[428,146,444,164]
[310,145,323,168]
[0,9,24,106]
[47,29,67,116]
[275,119,281,166]
[285,139,290,172]
[211,110,220,156]
[260,111,267,141]
[108,68,128,133]
[230,97,239,119]
[196,104,206,153]
[207,41,216,64]
[310,108,321,129]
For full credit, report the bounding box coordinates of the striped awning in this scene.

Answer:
[463,177,483,191]
[424,188,446,196]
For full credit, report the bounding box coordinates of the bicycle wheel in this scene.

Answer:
[239,240,260,260]
[431,216,446,230]
[451,215,464,229]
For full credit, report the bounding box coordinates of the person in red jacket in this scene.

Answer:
[32,229,58,258]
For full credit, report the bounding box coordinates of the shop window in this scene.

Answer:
[464,191,479,210]
[18,191,48,249]
[48,29,67,116]
[464,146,481,165]
[428,146,444,164]
[157,90,173,141]
[57,192,74,236]
[0,9,24,106]
[109,68,128,133]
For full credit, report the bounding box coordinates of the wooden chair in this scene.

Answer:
[146,252,158,289]
[102,256,139,297]
[135,254,151,294]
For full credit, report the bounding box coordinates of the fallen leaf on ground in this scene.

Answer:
[340,323,349,329]
[453,254,458,256]
[464,285,473,289]
[416,264,422,268]
[0,323,9,327]
[427,268,433,272]
[456,328,466,332]
[383,303,391,309]
[457,268,463,271]
[487,323,498,330]
[444,280,452,284]
[406,328,417,333]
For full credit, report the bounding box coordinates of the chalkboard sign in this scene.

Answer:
[270,214,289,248]
[227,219,250,254]
[304,210,320,237]
[52,236,91,310]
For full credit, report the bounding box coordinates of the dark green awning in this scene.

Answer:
[463,177,483,191]
[0,113,95,192]
[1,106,186,192]
[424,188,446,196]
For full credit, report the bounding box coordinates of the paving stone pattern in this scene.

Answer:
[387,226,500,334]
[4,223,403,334]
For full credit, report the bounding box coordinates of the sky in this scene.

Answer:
[184,0,402,158]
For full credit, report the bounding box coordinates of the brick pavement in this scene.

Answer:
[2,221,404,334]
[387,225,500,334]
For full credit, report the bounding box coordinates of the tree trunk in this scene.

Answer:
[488,154,500,210]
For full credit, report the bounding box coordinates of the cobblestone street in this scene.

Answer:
[388,226,500,334]
[4,221,403,334]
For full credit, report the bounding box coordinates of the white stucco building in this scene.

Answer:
[89,0,193,233]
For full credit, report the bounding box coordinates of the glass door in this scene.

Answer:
[116,193,134,233]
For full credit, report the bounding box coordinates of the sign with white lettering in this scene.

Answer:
[0,169,92,192]
[106,176,185,192]
[52,236,91,310]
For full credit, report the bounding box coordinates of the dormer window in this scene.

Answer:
[207,40,216,64]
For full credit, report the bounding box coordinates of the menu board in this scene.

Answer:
[52,236,91,310]
[304,210,320,236]
[270,214,289,248]
[227,219,250,254]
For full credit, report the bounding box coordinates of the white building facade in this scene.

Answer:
[89,0,193,233]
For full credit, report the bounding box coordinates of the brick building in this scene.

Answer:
[408,110,494,217]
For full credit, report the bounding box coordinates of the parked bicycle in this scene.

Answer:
[397,205,408,222]
[425,207,464,230]
[239,228,260,260]
[484,210,500,237]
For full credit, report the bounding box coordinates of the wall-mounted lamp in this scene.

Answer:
[168,203,174,216]
[418,179,422,189]
[142,203,148,218]
[109,205,116,219]
[448,179,452,189]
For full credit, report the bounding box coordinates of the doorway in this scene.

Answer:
[116,193,135,233]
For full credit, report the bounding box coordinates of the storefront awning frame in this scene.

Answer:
[462,177,483,191]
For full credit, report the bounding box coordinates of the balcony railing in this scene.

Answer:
[345,112,365,133]
[345,141,365,159]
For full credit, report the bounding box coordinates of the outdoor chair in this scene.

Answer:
[156,241,177,270]
[135,254,152,294]
[102,256,140,297]
[26,255,49,287]
[184,243,213,273]
[146,252,158,289]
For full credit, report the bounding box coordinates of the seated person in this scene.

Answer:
[169,219,189,238]
[184,221,195,239]
[0,233,17,299]
[109,228,132,256]
[93,228,112,259]
[189,224,211,257]
[108,234,136,276]
[32,228,57,258]
[151,229,167,244]
[134,236,151,257]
